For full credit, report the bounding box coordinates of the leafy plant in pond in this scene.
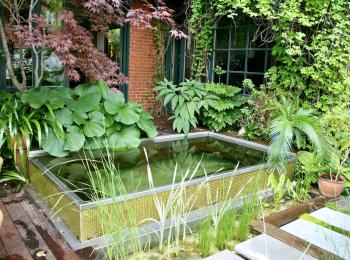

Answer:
[202,83,248,132]
[154,79,216,134]
[267,173,289,208]
[267,97,331,171]
[197,219,213,257]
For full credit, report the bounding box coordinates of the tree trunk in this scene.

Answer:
[0,19,26,92]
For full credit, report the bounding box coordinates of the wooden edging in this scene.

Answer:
[250,196,341,260]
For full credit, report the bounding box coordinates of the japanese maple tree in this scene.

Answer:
[0,0,183,91]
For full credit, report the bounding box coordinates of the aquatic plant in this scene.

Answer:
[236,192,259,241]
[197,219,213,257]
[215,209,237,250]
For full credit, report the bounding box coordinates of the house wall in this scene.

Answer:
[127,0,157,111]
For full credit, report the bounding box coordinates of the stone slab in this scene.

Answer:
[281,219,350,259]
[336,197,350,212]
[310,207,350,232]
[204,250,243,260]
[234,233,315,260]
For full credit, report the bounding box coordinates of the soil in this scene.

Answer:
[319,174,345,183]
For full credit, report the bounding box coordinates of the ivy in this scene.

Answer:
[189,0,350,112]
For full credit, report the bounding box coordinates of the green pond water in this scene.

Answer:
[36,137,267,200]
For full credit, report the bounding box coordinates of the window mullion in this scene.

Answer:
[226,27,232,85]
[244,27,249,94]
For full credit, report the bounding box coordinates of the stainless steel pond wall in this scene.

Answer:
[28,131,295,242]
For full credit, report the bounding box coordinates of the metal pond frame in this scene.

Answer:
[28,131,296,246]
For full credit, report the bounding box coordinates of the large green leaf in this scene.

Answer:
[48,88,72,109]
[63,126,85,152]
[41,128,69,157]
[73,111,88,125]
[103,91,125,115]
[83,111,105,137]
[108,125,141,150]
[66,84,101,113]
[21,87,50,109]
[137,111,157,138]
[55,108,73,127]
[114,103,141,125]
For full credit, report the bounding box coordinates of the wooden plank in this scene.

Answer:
[251,221,341,260]
[0,201,32,259]
[264,196,328,227]
[5,202,56,260]
[20,198,81,260]
[0,237,8,259]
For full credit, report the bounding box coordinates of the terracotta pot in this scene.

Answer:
[318,174,345,198]
[0,209,3,229]
[0,156,3,172]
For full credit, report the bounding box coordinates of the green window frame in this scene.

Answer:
[210,20,273,93]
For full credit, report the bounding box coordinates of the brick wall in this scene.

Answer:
[128,0,157,111]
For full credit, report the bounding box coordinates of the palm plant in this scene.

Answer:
[267,97,331,170]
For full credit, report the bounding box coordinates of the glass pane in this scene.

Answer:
[247,50,265,73]
[231,27,246,48]
[228,73,245,87]
[107,28,121,63]
[42,50,64,86]
[214,51,228,71]
[217,17,232,27]
[248,27,266,48]
[230,51,246,71]
[247,74,265,88]
[215,29,230,49]
[6,44,32,87]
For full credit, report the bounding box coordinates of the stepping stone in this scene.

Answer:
[281,219,350,259]
[336,197,350,212]
[234,234,315,260]
[309,207,350,232]
[204,250,243,260]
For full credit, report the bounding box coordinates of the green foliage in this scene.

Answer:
[154,79,216,134]
[215,209,236,250]
[268,173,289,208]
[202,83,247,132]
[3,81,157,158]
[241,87,275,141]
[190,0,350,112]
[197,219,213,257]
[267,97,331,170]
[236,193,259,241]
[189,0,215,80]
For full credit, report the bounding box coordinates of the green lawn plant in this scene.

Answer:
[215,209,236,250]
[237,192,259,242]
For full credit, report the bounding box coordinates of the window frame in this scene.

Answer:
[210,21,272,93]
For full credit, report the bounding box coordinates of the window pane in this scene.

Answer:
[214,51,228,71]
[215,29,229,49]
[247,50,265,73]
[228,73,245,87]
[217,17,232,27]
[230,51,246,71]
[42,50,64,86]
[107,29,121,63]
[231,27,246,48]
[247,74,265,88]
[6,45,32,87]
[248,27,266,48]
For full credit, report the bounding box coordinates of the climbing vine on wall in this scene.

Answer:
[189,0,350,112]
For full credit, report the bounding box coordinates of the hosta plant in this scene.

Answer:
[154,79,216,134]
[19,81,157,157]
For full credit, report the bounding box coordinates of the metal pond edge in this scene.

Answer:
[27,185,274,251]
[29,131,296,211]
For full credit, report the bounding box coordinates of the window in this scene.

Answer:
[211,18,274,93]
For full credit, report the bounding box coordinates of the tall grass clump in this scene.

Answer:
[143,148,209,256]
[215,208,237,250]
[237,192,259,241]
[197,219,212,257]
[82,148,144,260]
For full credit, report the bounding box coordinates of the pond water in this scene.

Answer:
[36,137,267,200]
